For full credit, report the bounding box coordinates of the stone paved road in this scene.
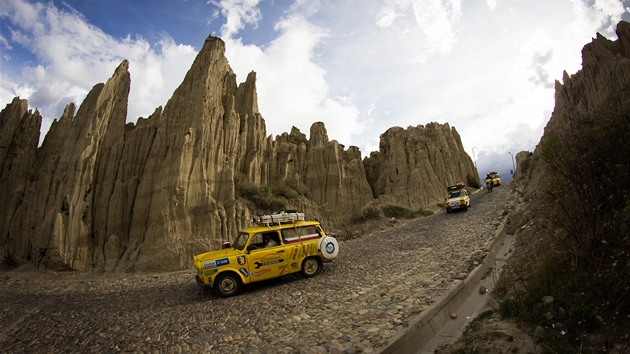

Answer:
[0,183,515,354]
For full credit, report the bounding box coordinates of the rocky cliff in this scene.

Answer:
[364,123,477,211]
[516,20,630,196]
[0,36,476,272]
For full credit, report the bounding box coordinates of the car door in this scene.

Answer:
[247,231,289,282]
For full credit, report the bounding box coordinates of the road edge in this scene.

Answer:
[374,192,513,354]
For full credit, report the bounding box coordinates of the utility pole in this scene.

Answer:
[508,151,515,175]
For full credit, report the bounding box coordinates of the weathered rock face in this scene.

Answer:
[541,21,630,145]
[0,35,477,272]
[519,21,630,198]
[364,123,477,211]
[0,98,41,255]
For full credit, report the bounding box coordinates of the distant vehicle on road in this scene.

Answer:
[445,182,470,213]
[485,172,501,186]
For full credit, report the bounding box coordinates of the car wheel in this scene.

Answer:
[301,257,322,277]
[214,272,242,297]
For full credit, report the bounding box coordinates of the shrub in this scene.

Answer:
[382,205,413,219]
[466,173,481,189]
[2,250,17,268]
[519,156,532,176]
[352,206,381,222]
[252,186,286,213]
[235,173,307,213]
[362,206,381,220]
[416,208,434,217]
[234,173,258,199]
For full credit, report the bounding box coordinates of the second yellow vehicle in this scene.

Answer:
[193,211,339,297]
[485,172,501,186]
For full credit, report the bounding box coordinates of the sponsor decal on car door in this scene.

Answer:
[248,247,288,281]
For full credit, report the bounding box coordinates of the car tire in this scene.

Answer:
[301,257,322,277]
[214,272,242,297]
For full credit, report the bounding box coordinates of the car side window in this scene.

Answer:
[281,228,297,243]
[298,226,319,237]
[250,233,264,247]
[264,231,280,247]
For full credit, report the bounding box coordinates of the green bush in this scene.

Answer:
[352,206,381,222]
[362,206,381,220]
[235,173,307,213]
[519,156,532,176]
[2,250,17,268]
[416,208,434,217]
[382,205,412,219]
[234,173,259,199]
[252,186,286,212]
[466,173,481,189]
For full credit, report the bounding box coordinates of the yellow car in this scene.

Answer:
[193,212,339,297]
[445,183,470,213]
[485,172,501,186]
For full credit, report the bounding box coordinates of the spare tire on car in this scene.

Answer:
[317,236,339,260]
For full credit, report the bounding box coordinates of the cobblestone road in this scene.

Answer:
[0,183,515,354]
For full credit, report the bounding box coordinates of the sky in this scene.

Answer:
[1,0,629,181]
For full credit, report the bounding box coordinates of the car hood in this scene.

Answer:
[194,248,242,263]
[447,196,467,202]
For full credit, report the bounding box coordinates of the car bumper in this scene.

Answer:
[195,274,213,290]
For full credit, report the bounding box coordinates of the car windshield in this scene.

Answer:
[448,191,461,198]
[233,232,250,251]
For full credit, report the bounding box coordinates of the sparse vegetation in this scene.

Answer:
[361,206,381,221]
[234,173,307,213]
[3,250,17,268]
[382,205,413,219]
[466,173,481,189]
[416,208,434,217]
[352,206,381,222]
[492,95,630,351]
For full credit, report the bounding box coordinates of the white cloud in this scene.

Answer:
[0,32,11,49]
[209,0,263,38]
[223,13,363,145]
[376,0,463,55]
[0,0,197,142]
[486,0,497,11]
[2,0,629,162]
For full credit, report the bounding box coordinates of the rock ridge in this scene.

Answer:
[0,35,477,272]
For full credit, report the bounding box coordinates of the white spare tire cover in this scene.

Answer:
[317,236,339,260]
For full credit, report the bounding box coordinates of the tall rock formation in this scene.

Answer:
[0,35,476,272]
[364,123,477,210]
[518,21,630,198]
[0,98,41,253]
[542,21,630,143]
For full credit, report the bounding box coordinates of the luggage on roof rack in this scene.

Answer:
[446,182,465,191]
[252,211,305,225]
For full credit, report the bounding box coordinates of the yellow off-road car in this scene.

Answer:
[485,172,501,186]
[445,182,470,213]
[193,212,339,297]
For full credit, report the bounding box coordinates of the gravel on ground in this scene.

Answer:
[0,183,516,354]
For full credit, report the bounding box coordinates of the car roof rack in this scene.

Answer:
[446,182,465,191]
[251,211,305,226]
